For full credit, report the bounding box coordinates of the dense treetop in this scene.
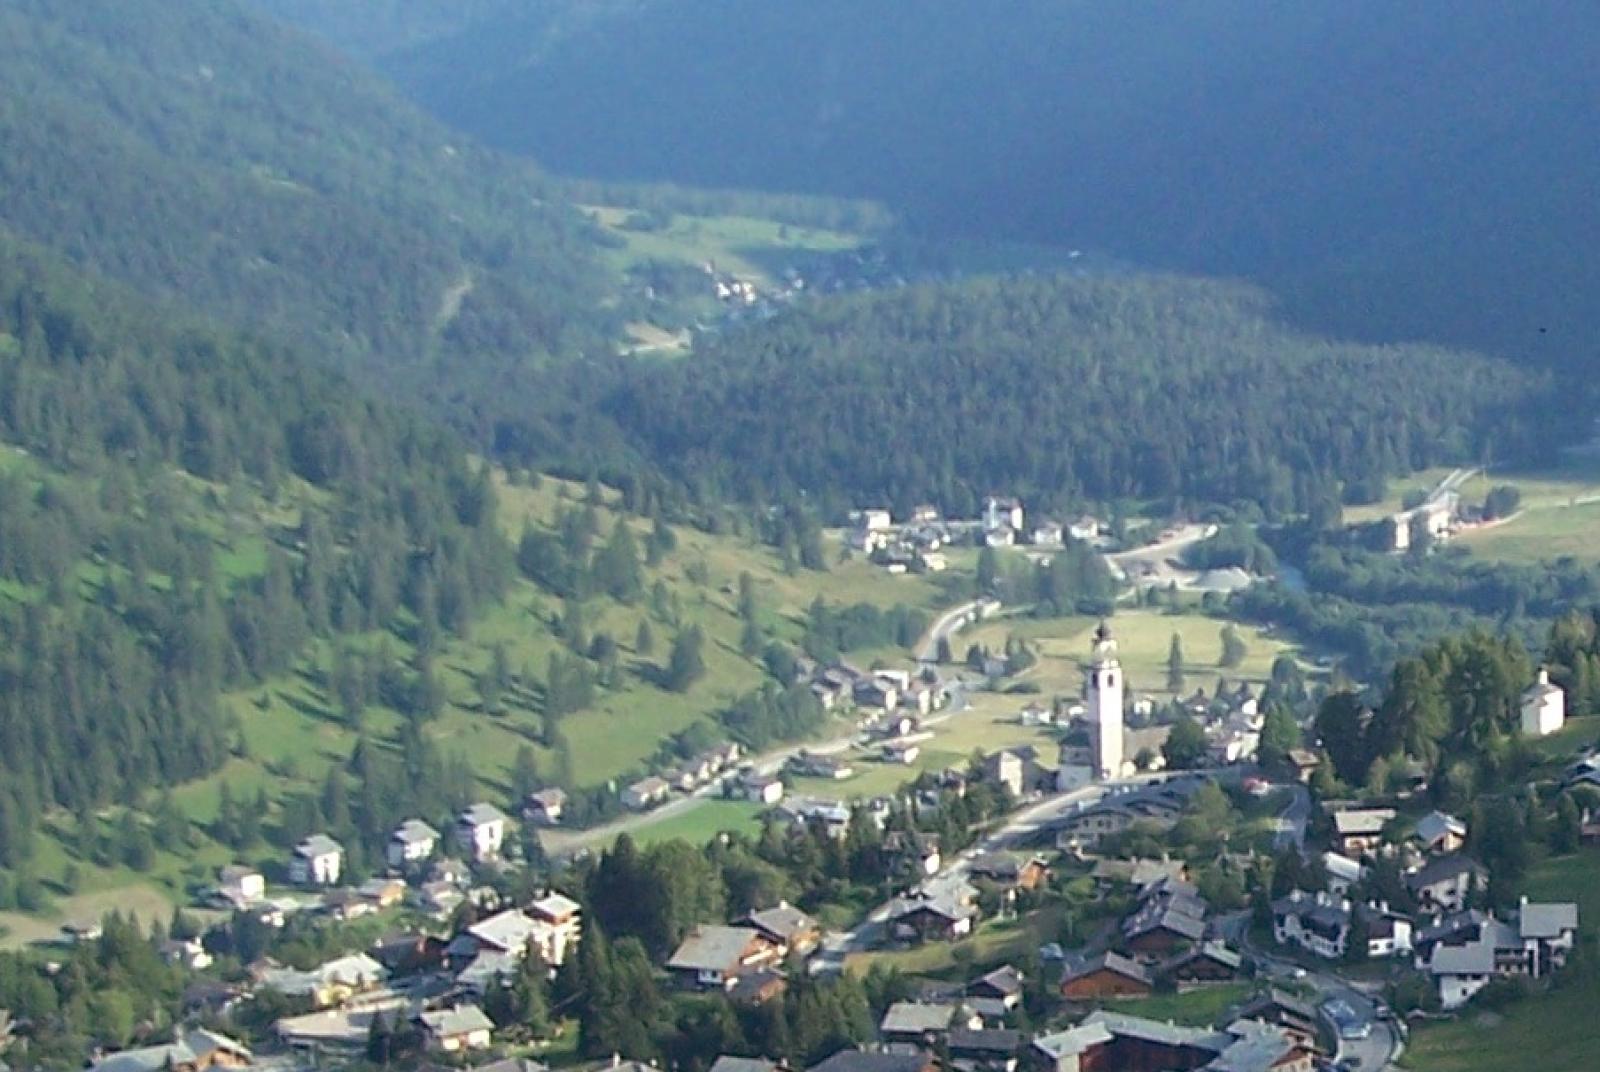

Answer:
[0,232,512,867]
[0,0,614,429]
[606,274,1545,516]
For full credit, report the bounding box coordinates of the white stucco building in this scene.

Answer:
[1520,668,1565,737]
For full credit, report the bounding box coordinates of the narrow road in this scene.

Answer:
[917,598,986,663]
[1225,914,1402,1071]
[542,598,992,858]
[812,770,1202,974]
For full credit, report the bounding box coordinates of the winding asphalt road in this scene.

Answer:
[541,599,990,858]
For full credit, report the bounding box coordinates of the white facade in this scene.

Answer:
[1087,623,1125,781]
[1520,669,1565,737]
[983,497,1024,533]
[289,835,343,886]
[455,803,509,861]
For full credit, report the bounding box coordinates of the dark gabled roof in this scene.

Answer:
[969,965,1024,998]
[668,926,766,973]
[1161,940,1243,974]
[1063,951,1152,987]
[746,902,819,943]
[1404,853,1487,891]
[947,1029,1023,1055]
[806,1051,930,1072]
[1232,989,1319,1027]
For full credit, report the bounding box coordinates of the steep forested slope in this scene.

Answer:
[606,275,1549,516]
[0,232,513,869]
[0,0,613,432]
[370,0,1600,370]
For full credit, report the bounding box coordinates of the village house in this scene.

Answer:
[788,750,855,780]
[983,496,1025,534]
[878,1001,977,1051]
[1418,900,1579,1009]
[455,803,511,861]
[1230,991,1323,1053]
[1271,891,1413,960]
[1520,668,1566,737]
[948,1028,1025,1072]
[214,865,266,908]
[358,877,407,910]
[528,890,583,964]
[1120,877,1209,957]
[1284,748,1322,784]
[806,1051,937,1072]
[776,795,853,838]
[1035,1012,1313,1072]
[1405,853,1488,913]
[159,937,214,972]
[414,1005,494,1053]
[711,1058,782,1072]
[967,965,1026,1015]
[88,1030,253,1072]
[743,901,821,955]
[890,889,978,943]
[288,833,343,887]
[259,952,386,1008]
[667,925,782,989]
[371,932,448,976]
[387,818,440,871]
[1321,852,1366,897]
[1060,951,1154,999]
[523,787,567,826]
[1158,941,1243,988]
[968,852,1050,893]
[1411,810,1468,856]
[623,775,670,811]
[740,769,786,805]
[1089,856,1188,892]
[885,831,943,878]
[1328,806,1397,858]
[881,739,921,766]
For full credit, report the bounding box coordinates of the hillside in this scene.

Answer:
[365,0,1600,375]
[0,230,517,892]
[602,274,1548,517]
[0,0,614,437]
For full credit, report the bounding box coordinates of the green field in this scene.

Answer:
[1346,458,1600,564]
[1401,848,1600,1072]
[583,205,862,285]
[626,800,766,847]
[962,608,1298,703]
[1105,983,1254,1027]
[1457,498,1600,564]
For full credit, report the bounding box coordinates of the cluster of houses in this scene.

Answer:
[803,661,947,726]
[203,799,577,934]
[665,902,823,1004]
[622,741,747,812]
[86,892,583,1072]
[1269,802,1581,1010]
[263,890,582,1054]
[847,498,1107,569]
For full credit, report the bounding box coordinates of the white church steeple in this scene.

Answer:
[1088,620,1125,780]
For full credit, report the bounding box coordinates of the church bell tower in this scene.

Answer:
[1088,620,1125,780]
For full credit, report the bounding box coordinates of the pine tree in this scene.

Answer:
[665,626,706,693]
[1166,633,1187,692]
[1219,624,1247,668]
[635,618,655,656]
